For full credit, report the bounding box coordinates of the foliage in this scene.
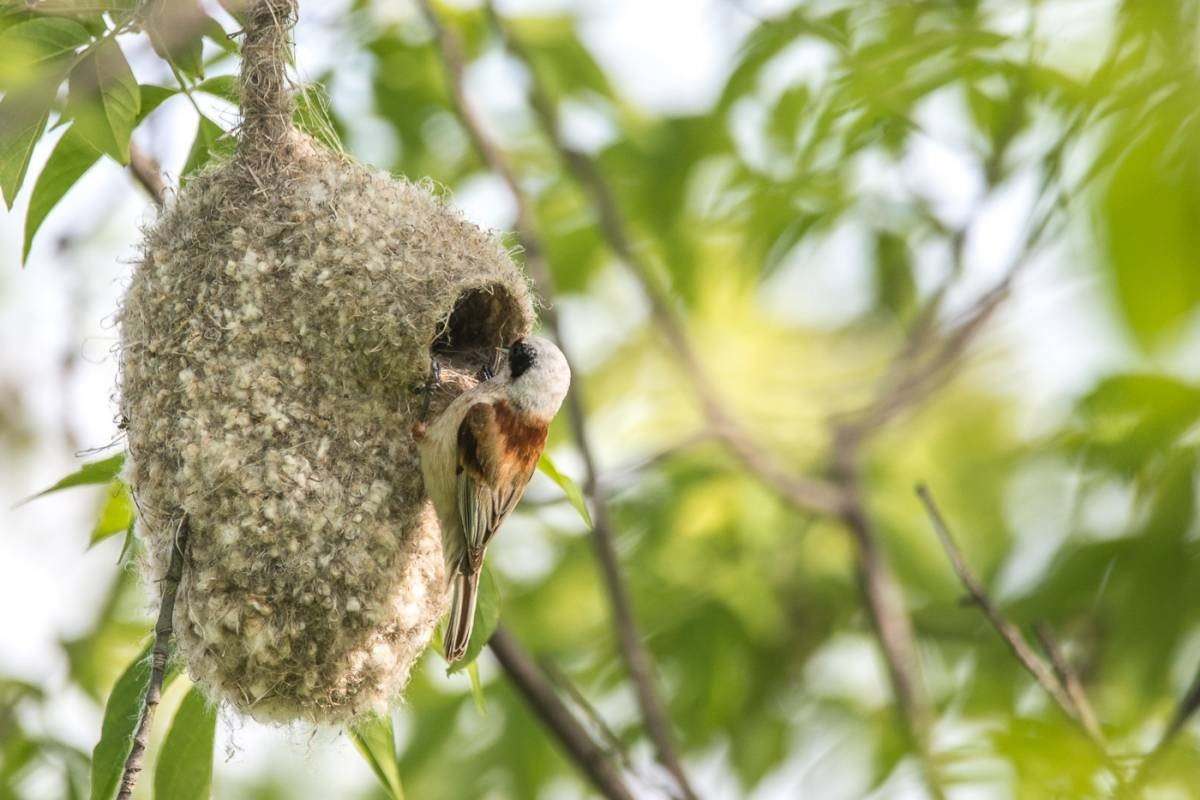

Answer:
[154,687,218,800]
[90,641,180,800]
[4,0,1200,798]
[349,715,405,800]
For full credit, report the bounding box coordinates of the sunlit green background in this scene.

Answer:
[3,0,1200,798]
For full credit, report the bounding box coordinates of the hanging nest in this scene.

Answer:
[117,0,533,723]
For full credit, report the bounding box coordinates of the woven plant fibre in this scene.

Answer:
[118,0,533,723]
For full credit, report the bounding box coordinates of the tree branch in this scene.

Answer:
[539,658,640,779]
[116,516,189,800]
[836,438,945,799]
[916,485,1112,755]
[129,142,166,207]
[1033,622,1106,747]
[489,627,636,800]
[417,4,698,798]
[844,261,1019,439]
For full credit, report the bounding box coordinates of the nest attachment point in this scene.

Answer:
[118,7,533,720]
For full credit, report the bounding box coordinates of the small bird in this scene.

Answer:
[417,336,571,661]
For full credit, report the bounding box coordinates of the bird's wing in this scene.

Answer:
[455,401,543,572]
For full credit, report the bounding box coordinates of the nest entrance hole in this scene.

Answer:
[428,285,525,409]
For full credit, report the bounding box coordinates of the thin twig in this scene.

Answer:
[129,142,166,207]
[916,485,1112,754]
[116,516,190,800]
[844,88,1094,443]
[1033,622,1106,747]
[488,627,636,800]
[836,438,945,799]
[417,5,698,798]
[539,659,639,777]
[846,278,1014,436]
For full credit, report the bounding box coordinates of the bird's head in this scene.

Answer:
[503,336,570,419]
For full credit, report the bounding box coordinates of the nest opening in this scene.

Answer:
[427,284,526,405]
[433,284,525,354]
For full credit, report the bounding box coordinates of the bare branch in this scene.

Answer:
[1033,622,1106,747]
[129,143,166,207]
[540,658,640,778]
[418,5,698,798]
[117,516,190,800]
[844,104,1088,442]
[836,440,945,799]
[916,485,1111,752]
[489,627,637,800]
[846,267,1017,437]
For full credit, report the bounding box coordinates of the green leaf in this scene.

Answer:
[349,714,405,800]
[767,85,810,149]
[874,231,917,321]
[446,565,500,674]
[154,686,217,800]
[1072,373,1200,475]
[201,17,236,54]
[0,83,53,208]
[90,480,135,547]
[23,0,136,18]
[216,0,249,26]
[66,38,139,164]
[194,75,238,104]
[136,84,177,122]
[0,17,91,90]
[61,567,147,701]
[181,115,232,179]
[506,16,612,99]
[22,127,99,263]
[1101,103,1200,351]
[19,452,125,504]
[145,0,207,80]
[89,641,180,800]
[466,661,486,714]
[21,84,171,261]
[116,519,137,565]
[537,454,593,527]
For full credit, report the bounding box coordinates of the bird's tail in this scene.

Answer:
[444,568,481,663]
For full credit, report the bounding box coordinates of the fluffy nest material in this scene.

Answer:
[118,124,533,722]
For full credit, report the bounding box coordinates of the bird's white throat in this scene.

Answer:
[507,352,570,419]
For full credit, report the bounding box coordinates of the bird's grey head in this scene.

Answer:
[505,336,570,418]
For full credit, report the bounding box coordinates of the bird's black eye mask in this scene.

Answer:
[509,340,536,379]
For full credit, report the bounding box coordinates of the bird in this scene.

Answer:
[417,336,571,662]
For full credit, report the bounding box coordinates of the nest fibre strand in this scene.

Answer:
[118,0,533,723]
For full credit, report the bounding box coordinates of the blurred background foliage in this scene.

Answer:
[3,0,1200,798]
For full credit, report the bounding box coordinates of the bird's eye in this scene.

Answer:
[509,340,535,379]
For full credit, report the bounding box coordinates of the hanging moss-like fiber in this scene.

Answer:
[118,0,533,723]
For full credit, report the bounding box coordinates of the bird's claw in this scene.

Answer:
[478,346,503,382]
[419,358,442,422]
